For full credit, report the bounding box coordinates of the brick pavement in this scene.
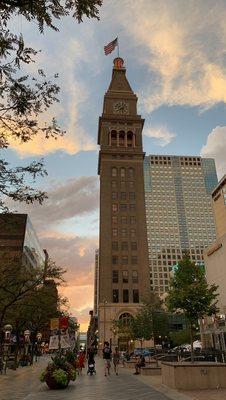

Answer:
[0,356,171,400]
[1,356,226,400]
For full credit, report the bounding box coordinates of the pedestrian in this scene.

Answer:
[112,347,120,375]
[103,341,112,376]
[78,349,85,375]
[134,354,145,375]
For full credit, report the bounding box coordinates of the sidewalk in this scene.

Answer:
[0,355,49,400]
[1,356,226,400]
[135,370,226,400]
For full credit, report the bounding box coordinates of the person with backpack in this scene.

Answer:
[103,341,112,376]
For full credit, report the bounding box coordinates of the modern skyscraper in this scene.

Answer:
[97,58,150,347]
[144,155,218,295]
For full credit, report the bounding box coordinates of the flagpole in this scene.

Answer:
[117,37,119,57]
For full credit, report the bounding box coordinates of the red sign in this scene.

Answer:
[59,317,69,330]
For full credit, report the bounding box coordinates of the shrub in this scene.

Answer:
[52,368,68,387]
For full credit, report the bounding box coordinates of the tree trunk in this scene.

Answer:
[190,323,194,363]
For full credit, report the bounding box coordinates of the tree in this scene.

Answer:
[0,254,66,333]
[0,0,102,211]
[166,256,219,362]
[131,293,169,350]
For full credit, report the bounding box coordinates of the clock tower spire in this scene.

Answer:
[97,59,150,350]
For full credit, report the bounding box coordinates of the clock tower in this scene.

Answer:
[97,58,150,349]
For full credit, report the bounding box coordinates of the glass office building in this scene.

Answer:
[144,155,218,295]
[0,213,45,269]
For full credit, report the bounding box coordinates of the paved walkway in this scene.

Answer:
[1,356,226,400]
[0,357,172,400]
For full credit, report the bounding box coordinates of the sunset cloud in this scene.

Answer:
[11,176,99,232]
[144,125,176,146]
[112,0,226,111]
[201,126,226,179]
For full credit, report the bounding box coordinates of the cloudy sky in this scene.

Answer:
[5,0,226,330]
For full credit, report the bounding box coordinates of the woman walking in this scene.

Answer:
[113,347,120,375]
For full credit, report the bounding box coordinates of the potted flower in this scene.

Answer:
[40,354,76,390]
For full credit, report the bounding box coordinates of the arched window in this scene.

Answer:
[120,167,126,179]
[119,312,133,326]
[127,131,134,147]
[128,167,134,179]
[111,130,117,147]
[112,167,117,177]
[119,131,125,147]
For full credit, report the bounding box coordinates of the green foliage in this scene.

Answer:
[65,350,77,363]
[0,1,103,32]
[169,329,194,347]
[131,293,169,342]
[166,256,219,359]
[51,354,68,369]
[70,367,77,381]
[39,370,46,383]
[166,256,219,324]
[0,254,66,331]
[0,0,102,211]
[52,368,68,387]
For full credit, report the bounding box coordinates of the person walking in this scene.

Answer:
[112,347,120,375]
[77,349,85,375]
[103,341,112,376]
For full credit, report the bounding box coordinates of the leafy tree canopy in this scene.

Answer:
[0,0,102,211]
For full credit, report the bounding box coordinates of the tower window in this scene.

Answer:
[130,228,136,237]
[120,204,127,211]
[131,256,138,265]
[123,289,129,303]
[112,216,118,224]
[130,216,136,224]
[112,181,117,189]
[112,270,119,283]
[122,270,128,283]
[131,242,137,251]
[121,242,128,251]
[133,289,139,303]
[121,192,126,200]
[129,192,136,200]
[112,192,117,200]
[112,228,118,237]
[110,130,117,147]
[112,167,117,177]
[112,255,118,264]
[120,168,126,178]
[127,131,134,147]
[113,289,119,303]
[122,256,128,264]
[128,167,134,179]
[119,131,125,147]
[121,216,127,224]
[132,271,138,283]
[121,228,127,237]
[112,204,118,212]
[112,242,118,251]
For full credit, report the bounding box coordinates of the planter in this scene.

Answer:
[45,372,70,390]
[162,361,226,390]
[40,355,77,390]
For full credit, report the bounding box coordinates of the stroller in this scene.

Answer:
[87,360,96,375]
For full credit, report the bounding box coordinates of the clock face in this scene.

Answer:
[113,100,129,115]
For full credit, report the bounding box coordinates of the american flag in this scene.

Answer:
[104,38,118,55]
